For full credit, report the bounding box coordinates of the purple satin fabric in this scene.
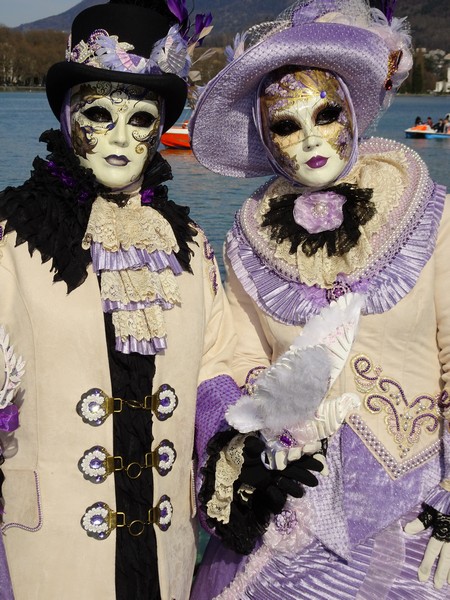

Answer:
[0,405,19,432]
[292,0,341,25]
[115,335,167,355]
[103,298,174,312]
[90,243,183,274]
[0,534,14,600]
[424,485,450,515]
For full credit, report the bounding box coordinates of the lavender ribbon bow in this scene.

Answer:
[292,0,341,25]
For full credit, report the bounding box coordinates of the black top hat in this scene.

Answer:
[46,0,188,131]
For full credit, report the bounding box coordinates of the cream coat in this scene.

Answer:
[0,227,236,600]
[225,196,450,476]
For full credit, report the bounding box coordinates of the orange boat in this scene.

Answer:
[161,119,191,149]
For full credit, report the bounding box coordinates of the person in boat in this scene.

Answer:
[189,0,450,598]
[0,1,237,599]
[434,118,445,133]
[415,115,423,126]
[426,116,435,129]
[444,117,450,134]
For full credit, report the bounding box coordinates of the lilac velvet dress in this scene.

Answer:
[192,139,450,599]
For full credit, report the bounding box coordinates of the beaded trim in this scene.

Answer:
[243,366,267,395]
[348,413,441,479]
[1,471,43,533]
[351,354,442,460]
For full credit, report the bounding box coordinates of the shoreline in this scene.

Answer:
[0,87,449,97]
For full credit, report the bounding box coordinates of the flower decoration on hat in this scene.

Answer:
[67,0,213,83]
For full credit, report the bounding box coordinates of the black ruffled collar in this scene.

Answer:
[0,129,196,292]
[262,183,375,258]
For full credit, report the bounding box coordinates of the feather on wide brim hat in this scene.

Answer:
[190,0,412,178]
[46,1,188,132]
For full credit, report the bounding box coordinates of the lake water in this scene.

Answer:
[1,91,449,274]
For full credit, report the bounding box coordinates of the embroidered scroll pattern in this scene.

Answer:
[352,355,442,459]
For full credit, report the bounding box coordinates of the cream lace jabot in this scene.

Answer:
[83,194,182,355]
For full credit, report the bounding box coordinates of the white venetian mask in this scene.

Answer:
[70,81,162,190]
[260,68,354,188]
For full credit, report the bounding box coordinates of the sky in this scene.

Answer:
[0,0,76,28]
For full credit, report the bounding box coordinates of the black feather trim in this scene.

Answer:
[0,129,197,291]
[262,183,376,258]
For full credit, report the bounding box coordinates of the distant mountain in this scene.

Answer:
[16,0,107,32]
[15,0,450,51]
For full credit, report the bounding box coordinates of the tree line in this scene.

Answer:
[0,26,447,94]
[0,27,67,86]
[0,26,228,88]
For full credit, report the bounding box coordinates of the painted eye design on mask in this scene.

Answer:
[82,106,112,123]
[129,111,156,128]
[315,104,342,126]
[270,119,301,137]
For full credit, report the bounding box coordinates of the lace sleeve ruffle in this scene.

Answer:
[198,429,272,555]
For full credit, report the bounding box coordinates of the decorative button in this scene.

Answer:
[153,385,178,421]
[78,440,177,483]
[76,388,109,427]
[81,502,113,540]
[81,495,173,540]
[77,384,178,426]
[153,440,177,476]
[78,446,108,483]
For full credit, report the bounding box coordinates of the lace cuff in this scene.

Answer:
[206,433,250,524]
[199,429,275,555]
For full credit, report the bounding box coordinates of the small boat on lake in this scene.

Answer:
[161,120,190,148]
[405,125,450,139]
[161,107,191,149]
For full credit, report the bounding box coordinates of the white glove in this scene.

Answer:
[404,512,450,589]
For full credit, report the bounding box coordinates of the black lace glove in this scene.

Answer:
[404,502,450,588]
[418,505,450,542]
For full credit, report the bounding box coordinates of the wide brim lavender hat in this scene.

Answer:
[190,0,412,177]
[47,0,212,132]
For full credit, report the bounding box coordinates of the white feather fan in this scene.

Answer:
[226,293,364,436]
